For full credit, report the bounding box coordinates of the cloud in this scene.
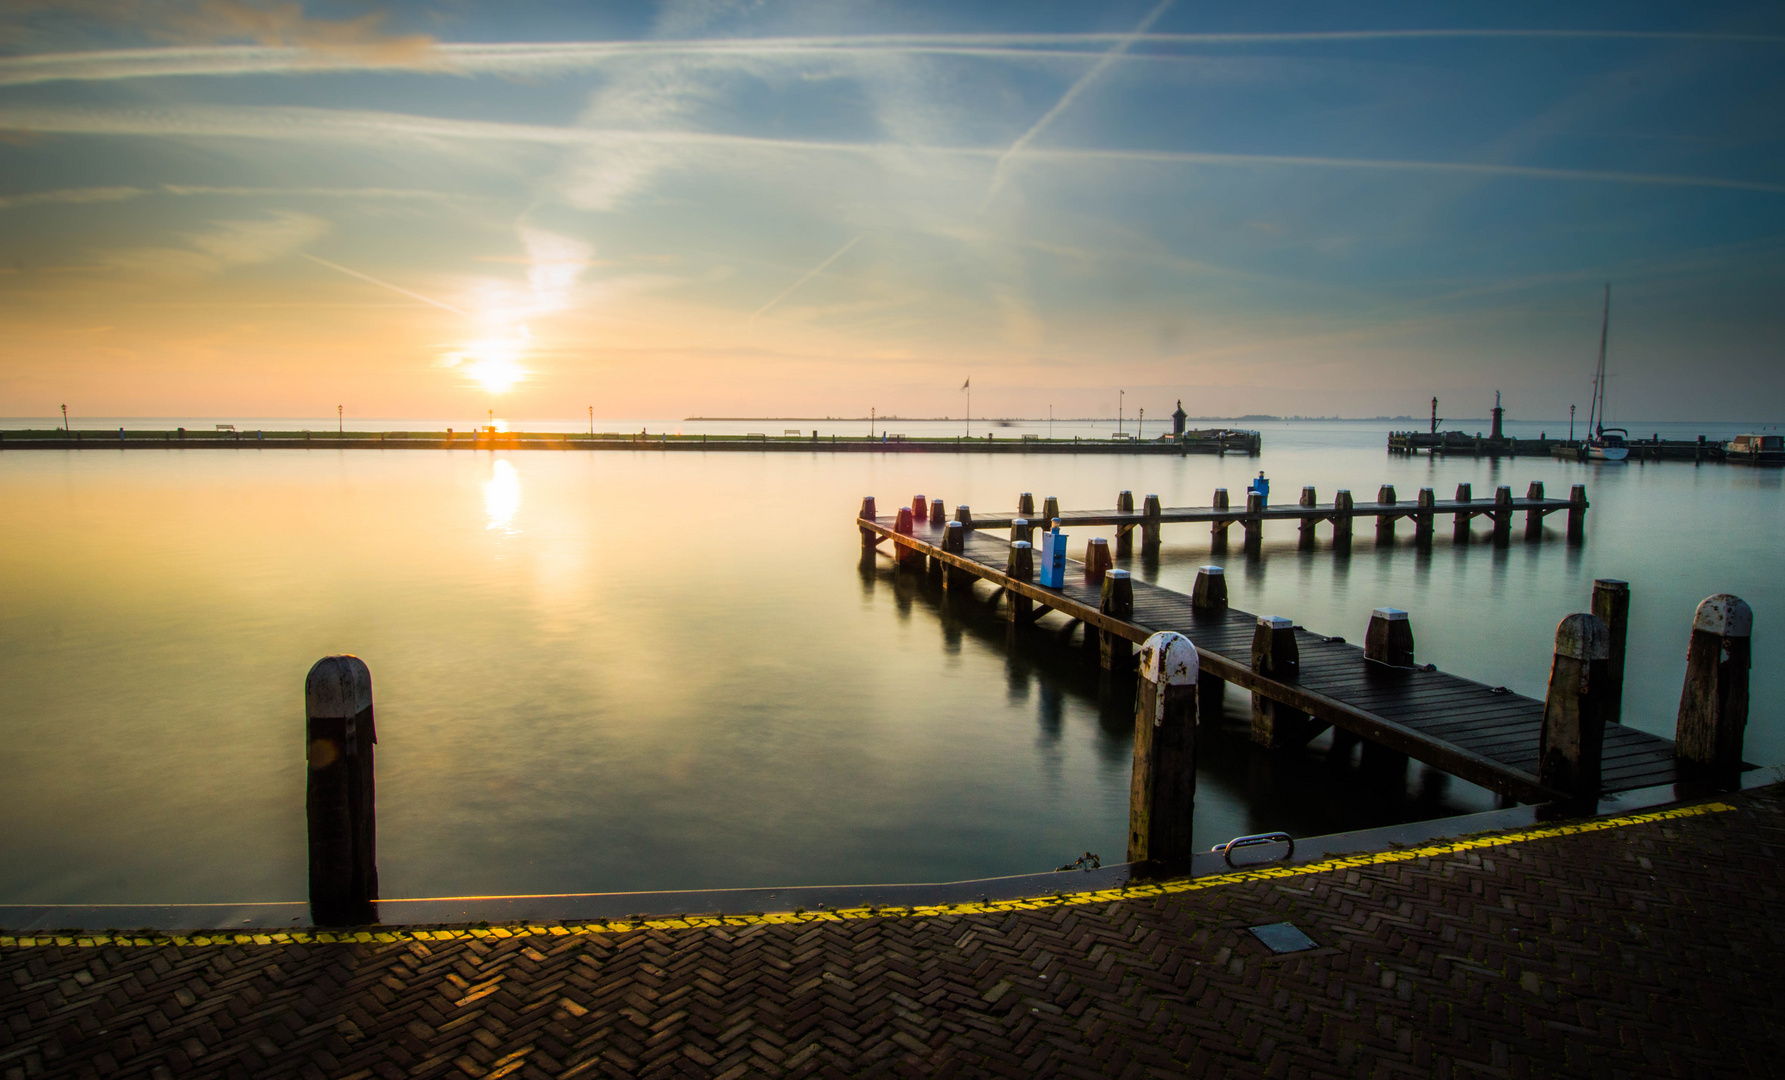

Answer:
[105,210,327,276]
[0,185,144,209]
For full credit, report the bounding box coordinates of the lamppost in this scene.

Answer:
[61,404,68,432]
[1118,390,1124,436]
[1048,404,1053,441]
[337,404,342,433]
[488,408,494,433]
[1569,404,1576,441]
[1138,408,1144,441]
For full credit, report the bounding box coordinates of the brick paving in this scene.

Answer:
[5,787,1785,1080]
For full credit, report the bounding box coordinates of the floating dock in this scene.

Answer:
[857,485,1701,804]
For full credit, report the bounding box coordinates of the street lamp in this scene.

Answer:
[61,404,68,432]
[1118,390,1124,436]
[337,404,342,433]
[588,405,594,436]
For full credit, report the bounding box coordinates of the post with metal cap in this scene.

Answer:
[911,494,927,524]
[1191,565,1228,721]
[1141,494,1163,553]
[1492,485,1514,545]
[306,655,377,926]
[1251,616,1316,748]
[1212,488,1232,549]
[1453,482,1473,542]
[1364,607,1415,667]
[1676,595,1752,788]
[858,496,879,549]
[1332,490,1355,544]
[1006,541,1034,627]
[1042,495,1060,525]
[1524,481,1546,540]
[1297,486,1318,547]
[1127,632,1199,865]
[1414,487,1435,543]
[1010,517,1032,545]
[941,520,969,591]
[1084,537,1112,585]
[1591,579,1630,725]
[1539,613,1612,799]
[953,504,974,531]
[1017,492,1034,519]
[1099,569,1134,672]
[1243,490,1264,547]
[1567,484,1588,543]
[929,497,945,528]
[1375,484,1397,544]
[1115,490,1135,557]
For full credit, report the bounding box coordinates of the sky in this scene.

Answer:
[0,0,1782,422]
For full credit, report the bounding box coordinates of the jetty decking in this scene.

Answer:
[860,497,1678,804]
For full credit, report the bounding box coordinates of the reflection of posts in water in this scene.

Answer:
[1539,613,1611,800]
[1676,594,1752,792]
[306,655,378,927]
[1127,632,1198,864]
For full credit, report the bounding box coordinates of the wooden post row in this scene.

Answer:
[1127,632,1198,864]
[1539,614,1611,799]
[1676,594,1752,786]
[306,655,378,927]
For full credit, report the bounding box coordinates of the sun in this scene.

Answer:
[452,338,527,394]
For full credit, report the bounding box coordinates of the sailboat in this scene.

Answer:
[1583,284,1629,462]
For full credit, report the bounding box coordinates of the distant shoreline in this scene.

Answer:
[683,415,1415,423]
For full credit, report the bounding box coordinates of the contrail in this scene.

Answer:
[984,0,1176,205]
[301,252,467,314]
[749,235,864,322]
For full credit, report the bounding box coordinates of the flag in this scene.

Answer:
[961,377,970,390]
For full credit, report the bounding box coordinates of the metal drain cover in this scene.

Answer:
[1248,922,1317,954]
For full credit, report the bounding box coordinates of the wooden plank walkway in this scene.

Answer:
[860,510,1680,803]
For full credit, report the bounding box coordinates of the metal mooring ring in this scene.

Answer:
[1215,832,1295,867]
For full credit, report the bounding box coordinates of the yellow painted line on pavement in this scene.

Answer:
[1,802,1734,949]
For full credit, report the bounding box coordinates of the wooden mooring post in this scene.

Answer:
[1375,485,1397,544]
[1192,565,1228,720]
[1084,537,1113,584]
[894,505,921,568]
[1251,616,1317,748]
[1591,579,1630,725]
[1332,490,1354,543]
[1243,491,1264,547]
[859,496,879,548]
[929,497,945,527]
[1364,607,1415,667]
[1297,486,1318,548]
[1414,487,1435,543]
[306,655,378,927]
[1539,614,1612,799]
[1100,570,1135,672]
[1127,632,1198,865]
[1492,486,1514,545]
[1042,495,1060,525]
[1524,482,1545,540]
[1017,492,1034,520]
[941,521,970,591]
[1115,491,1133,557]
[1212,488,1231,549]
[1453,483,1473,542]
[1141,494,1163,554]
[1011,517,1033,545]
[1567,484,1588,543]
[1006,541,1034,627]
[1676,594,1752,788]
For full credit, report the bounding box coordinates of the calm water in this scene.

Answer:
[2,420,1780,906]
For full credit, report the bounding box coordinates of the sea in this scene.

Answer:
[1,416,1779,906]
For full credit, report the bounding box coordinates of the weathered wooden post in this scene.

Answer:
[1192,565,1228,720]
[1566,484,1587,543]
[858,496,879,548]
[1524,481,1545,540]
[1375,484,1397,544]
[1212,488,1232,548]
[1453,483,1473,542]
[1084,537,1113,584]
[1539,613,1612,799]
[1364,607,1415,667]
[1006,541,1034,626]
[1492,486,1514,545]
[1243,491,1264,547]
[929,497,945,528]
[1017,492,1034,519]
[953,504,974,530]
[1414,487,1435,543]
[894,506,922,568]
[1332,490,1354,544]
[1298,486,1318,547]
[1100,569,1134,672]
[1591,579,1630,725]
[1141,494,1163,553]
[1042,495,1060,524]
[1676,594,1752,787]
[942,520,970,591]
[1115,490,1135,557]
[1011,517,1032,545]
[1127,632,1198,865]
[1251,616,1315,748]
[307,655,377,926]
[911,494,927,523]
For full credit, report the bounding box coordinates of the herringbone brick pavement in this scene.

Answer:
[6,788,1785,1079]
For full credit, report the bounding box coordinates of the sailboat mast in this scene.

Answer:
[1588,283,1610,435]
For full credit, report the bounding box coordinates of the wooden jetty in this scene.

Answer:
[857,489,1747,807]
[0,427,1260,455]
[951,482,1587,551]
[1391,430,1727,463]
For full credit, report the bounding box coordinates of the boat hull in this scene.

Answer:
[1587,445,1629,461]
